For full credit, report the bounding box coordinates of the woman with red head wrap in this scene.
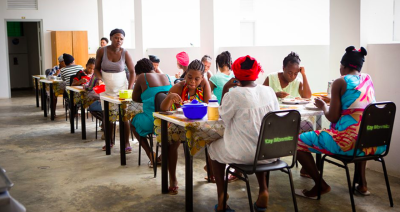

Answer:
[174,51,190,80]
[207,55,279,211]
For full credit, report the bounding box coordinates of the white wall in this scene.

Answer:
[0,0,99,98]
[219,46,329,92]
[395,0,400,41]
[145,47,201,76]
[365,43,400,177]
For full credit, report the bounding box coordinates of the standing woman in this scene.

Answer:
[94,28,135,152]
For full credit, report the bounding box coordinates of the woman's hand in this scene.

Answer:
[168,93,182,105]
[175,72,181,79]
[320,95,331,104]
[276,91,290,98]
[96,80,104,86]
[79,78,88,84]
[299,67,306,75]
[314,97,327,109]
[224,78,241,90]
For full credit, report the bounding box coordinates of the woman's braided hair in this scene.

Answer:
[283,52,301,67]
[187,59,205,75]
[216,51,232,71]
[135,58,154,75]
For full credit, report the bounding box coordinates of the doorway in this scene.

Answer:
[5,20,43,97]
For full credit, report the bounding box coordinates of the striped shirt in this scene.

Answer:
[60,65,83,85]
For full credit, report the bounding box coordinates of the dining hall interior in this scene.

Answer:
[0,0,400,211]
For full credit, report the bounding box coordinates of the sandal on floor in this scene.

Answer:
[214,204,235,212]
[254,202,267,212]
[354,183,371,196]
[125,147,132,154]
[295,189,318,200]
[168,186,179,195]
[156,156,162,165]
[148,161,153,168]
[102,143,114,151]
[204,175,216,183]
[227,173,241,183]
[300,172,312,179]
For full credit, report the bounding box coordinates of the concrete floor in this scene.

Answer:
[0,90,399,212]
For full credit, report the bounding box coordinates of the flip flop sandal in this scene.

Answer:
[148,161,153,168]
[227,174,241,183]
[168,186,179,195]
[102,143,114,151]
[254,202,267,212]
[204,176,216,183]
[214,204,235,212]
[300,173,312,179]
[125,147,132,154]
[354,183,371,196]
[295,189,318,200]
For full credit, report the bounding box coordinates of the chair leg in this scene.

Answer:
[223,167,230,212]
[138,140,141,166]
[244,174,254,212]
[287,168,298,212]
[344,163,356,212]
[76,106,78,129]
[295,160,298,168]
[380,158,394,207]
[266,171,270,188]
[155,142,159,177]
[149,136,156,178]
[205,146,211,183]
[317,155,326,200]
[113,122,116,141]
[95,118,98,139]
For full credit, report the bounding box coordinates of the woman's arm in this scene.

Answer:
[315,77,346,123]
[160,82,183,111]
[298,67,312,98]
[263,76,269,86]
[209,81,216,92]
[201,78,212,103]
[220,78,241,105]
[125,51,135,89]
[132,74,143,103]
[94,48,104,80]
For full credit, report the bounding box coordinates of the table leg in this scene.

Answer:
[50,84,55,121]
[161,119,169,194]
[41,82,44,111]
[81,104,86,140]
[184,141,193,212]
[70,91,75,133]
[42,82,47,117]
[35,78,39,107]
[104,101,111,155]
[315,115,322,170]
[119,105,126,166]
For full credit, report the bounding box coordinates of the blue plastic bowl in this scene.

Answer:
[181,105,208,119]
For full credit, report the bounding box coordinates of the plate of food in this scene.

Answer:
[305,103,321,110]
[281,98,311,105]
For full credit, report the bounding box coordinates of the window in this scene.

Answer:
[142,0,200,48]
[215,0,330,47]
[102,0,135,49]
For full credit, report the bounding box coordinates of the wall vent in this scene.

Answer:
[7,0,38,10]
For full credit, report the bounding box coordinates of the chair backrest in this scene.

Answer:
[69,75,76,86]
[253,110,301,172]
[353,101,396,159]
[154,91,168,112]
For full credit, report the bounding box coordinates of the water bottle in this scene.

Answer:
[208,95,219,120]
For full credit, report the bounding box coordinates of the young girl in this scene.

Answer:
[71,58,96,86]
[209,51,235,104]
[160,59,212,195]
[131,58,172,164]
[208,55,279,211]
[263,52,311,99]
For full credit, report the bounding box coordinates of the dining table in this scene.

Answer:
[39,79,66,120]
[153,103,324,212]
[100,95,143,165]
[32,75,46,109]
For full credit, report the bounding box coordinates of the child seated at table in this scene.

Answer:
[263,52,311,99]
[131,58,172,163]
[160,59,212,195]
[209,51,235,104]
[71,58,95,86]
[208,55,279,211]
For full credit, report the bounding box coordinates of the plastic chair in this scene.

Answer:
[317,101,396,212]
[223,110,301,212]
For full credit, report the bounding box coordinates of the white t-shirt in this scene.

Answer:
[208,84,280,164]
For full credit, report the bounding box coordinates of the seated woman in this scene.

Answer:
[71,58,96,86]
[201,55,213,80]
[149,55,163,74]
[263,52,311,99]
[295,46,385,199]
[174,51,189,83]
[131,58,172,165]
[160,59,211,195]
[208,55,279,211]
[209,51,235,104]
